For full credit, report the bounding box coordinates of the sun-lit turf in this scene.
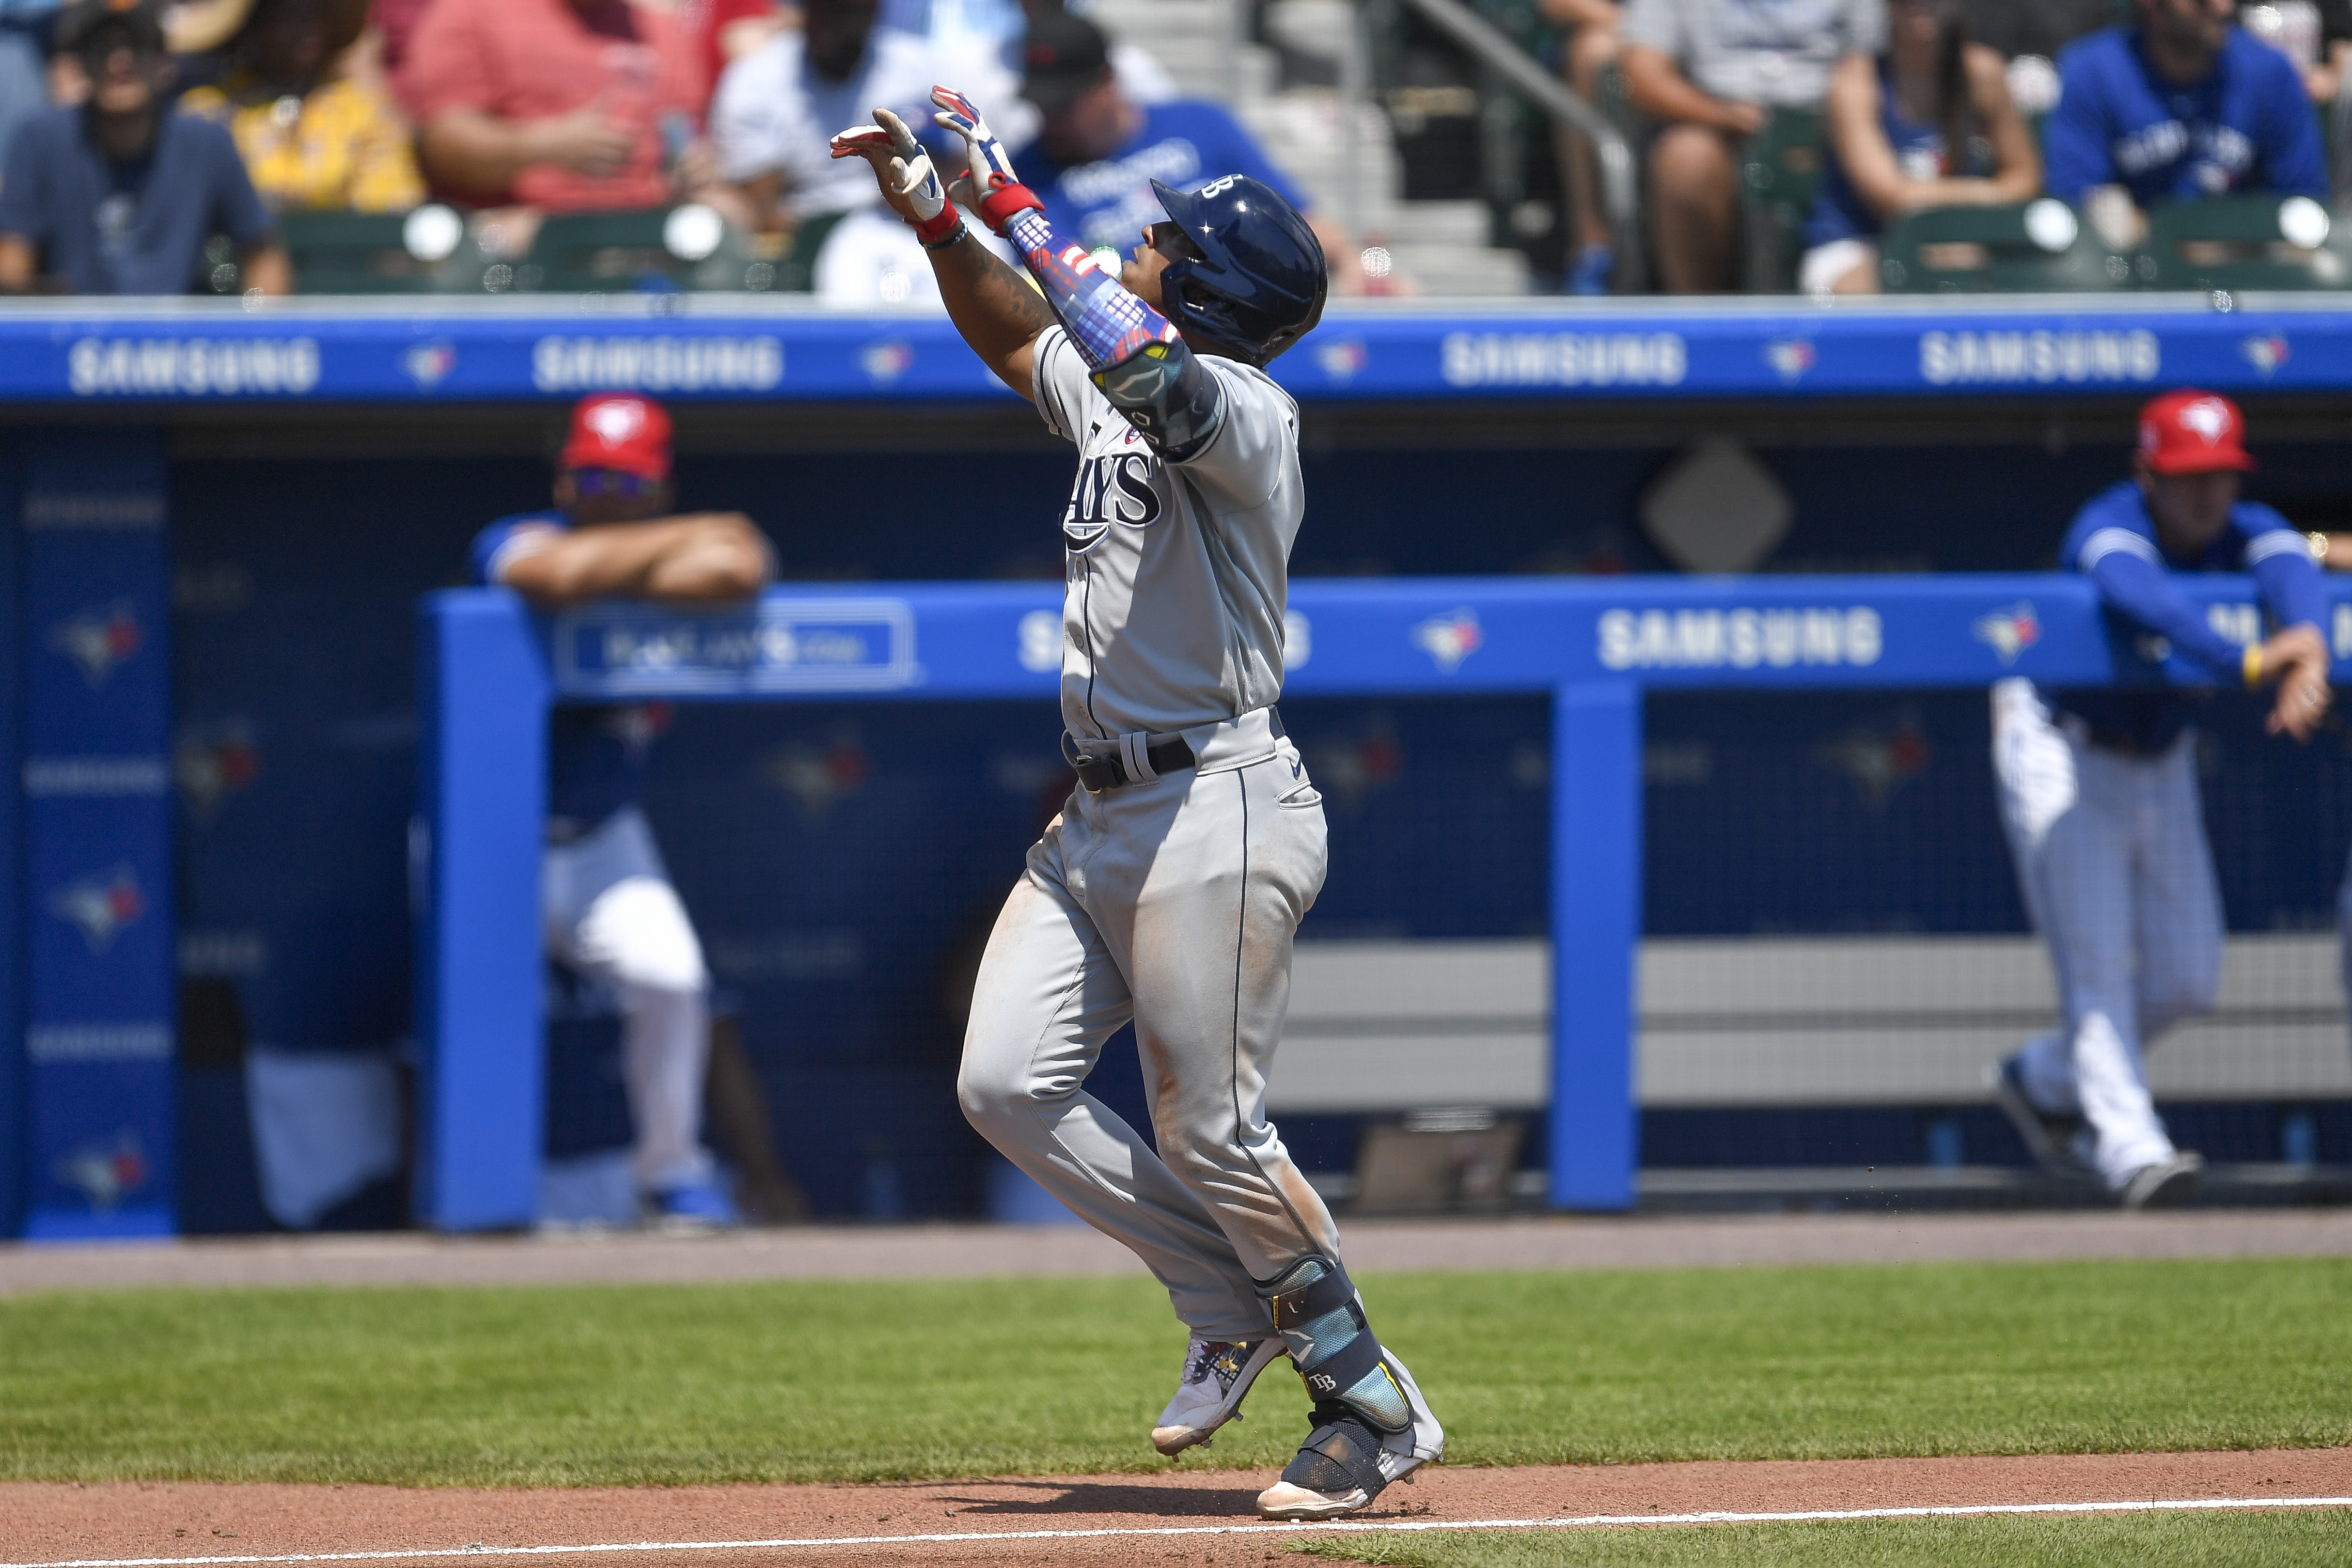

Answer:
[1292,1507,2352,1567]
[0,1257,2347,1486]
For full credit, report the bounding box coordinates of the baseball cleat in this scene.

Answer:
[646,1181,740,1234]
[2119,1151,2204,1211]
[1989,1054,2091,1177]
[1152,1335,1286,1456]
[1255,1349,1443,1520]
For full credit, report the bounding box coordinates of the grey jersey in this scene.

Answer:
[1032,326,1304,739]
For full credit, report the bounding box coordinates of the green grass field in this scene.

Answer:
[1293,1510,2352,1567]
[2,1256,2348,1487]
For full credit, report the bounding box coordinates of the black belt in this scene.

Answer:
[1063,707,1284,794]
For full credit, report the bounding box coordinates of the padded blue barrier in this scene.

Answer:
[418,573,2352,1225]
[0,295,2345,404]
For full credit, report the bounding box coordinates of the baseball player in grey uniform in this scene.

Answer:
[832,88,1443,1520]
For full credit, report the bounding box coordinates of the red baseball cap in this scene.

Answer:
[2137,389,2256,475]
[559,393,673,481]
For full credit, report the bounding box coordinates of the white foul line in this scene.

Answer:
[5,1494,2349,1568]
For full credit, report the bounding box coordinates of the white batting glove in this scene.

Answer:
[930,85,1043,234]
[829,108,964,247]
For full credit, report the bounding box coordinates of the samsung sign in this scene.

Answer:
[1599,607,1883,670]
[69,337,319,396]
[1442,331,1686,388]
[532,335,783,393]
[1918,329,2160,386]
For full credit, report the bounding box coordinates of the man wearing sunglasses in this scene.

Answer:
[470,393,773,1231]
[833,89,1442,1522]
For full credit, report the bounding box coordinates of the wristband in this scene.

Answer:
[915,205,965,247]
[2244,644,2264,689]
[2312,531,2331,565]
[977,182,1045,234]
[920,216,968,251]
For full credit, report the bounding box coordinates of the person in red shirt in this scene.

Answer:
[679,0,786,110]
[398,0,738,214]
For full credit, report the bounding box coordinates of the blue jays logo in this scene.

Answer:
[1973,601,2041,666]
[1315,339,1368,382]
[48,864,147,952]
[175,720,263,821]
[1063,452,1163,551]
[1766,340,1816,382]
[49,600,142,688]
[54,1129,148,1211]
[403,341,456,388]
[860,341,914,383]
[1411,609,1484,673]
[2241,335,2290,377]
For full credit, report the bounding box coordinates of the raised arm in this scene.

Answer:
[834,91,1226,458]
[499,515,773,608]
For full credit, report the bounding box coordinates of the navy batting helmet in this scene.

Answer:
[1150,175,1327,368]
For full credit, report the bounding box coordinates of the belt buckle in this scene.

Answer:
[1062,731,1110,793]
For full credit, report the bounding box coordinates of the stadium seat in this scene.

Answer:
[511,206,774,294]
[1738,108,1824,293]
[2136,193,2348,291]
[1879,201,2129,293]
[282,208,473,295]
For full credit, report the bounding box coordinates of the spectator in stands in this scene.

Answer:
[1619,0,1885,293]
[0,0,289,293]
[173,0,423,213]
[682,0,786,109]
[471,392,774,1232]
[1541,0,1623,295]
[0,0,61,165]
[400,0,742,221]
[1010,9,1365,293]
[2042,0,2327,244]
[1800,0,2041,295]
[713,0,940,243]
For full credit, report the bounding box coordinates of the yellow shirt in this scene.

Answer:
[181,77,425,214]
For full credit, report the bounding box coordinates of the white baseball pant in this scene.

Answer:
[1992,679,2221,1189]
[542,805,715,1193]
[958,710,1336,1341]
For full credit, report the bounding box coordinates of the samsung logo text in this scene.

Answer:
[1598,607,1883,670]
[69,337,319,396]
[532,335,783,393]
[1918,329,2159,387]
[1442,331,1686,389]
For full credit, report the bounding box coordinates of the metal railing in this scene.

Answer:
[1390,0,1642,287]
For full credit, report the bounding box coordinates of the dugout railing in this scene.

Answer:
[416,573,2352,1230]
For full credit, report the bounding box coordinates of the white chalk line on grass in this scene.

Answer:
[8,1494,2352,1567]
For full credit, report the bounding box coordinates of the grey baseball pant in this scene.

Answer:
[958,708,1339,1341]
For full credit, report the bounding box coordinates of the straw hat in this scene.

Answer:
[163,0,368,57]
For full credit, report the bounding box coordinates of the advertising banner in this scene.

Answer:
[19,432,174,1239]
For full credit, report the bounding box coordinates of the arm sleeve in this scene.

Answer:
[2258,59,2332,198]
[1003,205,1225,460]
[2080,527,2248,677]
[0,120,47,241]
[1616,0,1683,57]
[2243,516,2329,631]
[470,517,564,585]
[2039,56,2112,203]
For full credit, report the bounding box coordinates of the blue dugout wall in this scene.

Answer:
[11,295,2352,1235]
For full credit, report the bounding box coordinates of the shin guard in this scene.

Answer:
[1255,1255,1411,1433]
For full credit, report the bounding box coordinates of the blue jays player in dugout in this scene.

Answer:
[470,393,775,1230]
[831,87,1443,1520]
[1991,390,2333,1209]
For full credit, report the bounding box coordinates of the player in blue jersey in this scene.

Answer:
[2042,0,2327,215]
[470,393,774,1231]
[1991,390,2332,1209]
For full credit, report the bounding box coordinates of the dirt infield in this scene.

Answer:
[7,1210,2352,1295]
[8,1451,2349,1567]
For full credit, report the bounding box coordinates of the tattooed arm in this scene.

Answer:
[829,108,1057,400]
